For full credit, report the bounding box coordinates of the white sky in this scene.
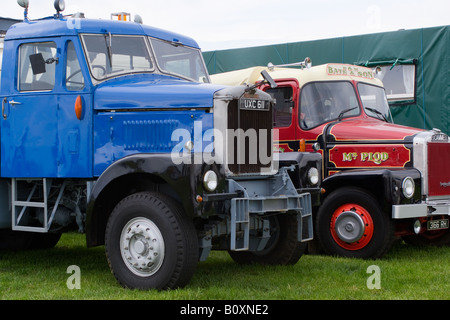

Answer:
[1,0,449,51]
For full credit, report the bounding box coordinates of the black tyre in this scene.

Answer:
[105,192,198,290]
[316,187,395,259]
[228,214,306,265]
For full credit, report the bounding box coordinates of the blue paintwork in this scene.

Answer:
[5,18,200,49]
[94,74,224,110]
[92,74,221,176]
[0,17,226,179]
[1,35,93,178]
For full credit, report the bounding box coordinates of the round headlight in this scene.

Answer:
[402,177,415,199]
[203,170,218,192]
[307,167,319,186]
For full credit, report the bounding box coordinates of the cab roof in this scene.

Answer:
[210,63,384,88]
[4,17,200,49]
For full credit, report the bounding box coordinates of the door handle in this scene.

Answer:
[9,100,22,106]
[2,98,22,120]
[2,97,6,120]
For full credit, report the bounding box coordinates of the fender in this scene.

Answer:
[85,153,221,247]
[322,168,421,209]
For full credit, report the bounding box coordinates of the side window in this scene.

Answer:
[266,86,293,128]
[66,41,85,91]
[18,42,57,91]
[377,64,416,103]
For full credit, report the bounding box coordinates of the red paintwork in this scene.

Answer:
[328,119,421,141]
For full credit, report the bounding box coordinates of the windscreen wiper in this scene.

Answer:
[104,32,113,68]
[338,107,357,120]
[365,107,388,122]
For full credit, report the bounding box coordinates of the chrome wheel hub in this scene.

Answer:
[120,217,165,277]
[334,211,365,243]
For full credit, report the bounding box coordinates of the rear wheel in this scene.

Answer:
[316,187,395,259]
[105,192,198,290]
[228,214,306,265]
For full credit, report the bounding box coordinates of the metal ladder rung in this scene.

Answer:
[13,201,46,208]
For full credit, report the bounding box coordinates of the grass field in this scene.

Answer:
[0,232,449,300]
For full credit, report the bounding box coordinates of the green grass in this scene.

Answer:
[0,232,449,300]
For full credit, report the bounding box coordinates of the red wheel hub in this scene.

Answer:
[330,204,374,250]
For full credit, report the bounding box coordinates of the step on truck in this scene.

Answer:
[0,1,322,290]
[211,59,450,259]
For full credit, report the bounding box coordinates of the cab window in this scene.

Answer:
[266,86,293,127]
[18,42,57,91]
[65,41,85,91]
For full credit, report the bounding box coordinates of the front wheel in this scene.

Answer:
[105,192,198,290]
[316,187,395,259]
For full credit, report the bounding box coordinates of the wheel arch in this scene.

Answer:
[86,154,198,247]
[322,170,390,212]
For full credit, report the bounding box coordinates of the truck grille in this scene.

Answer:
[427,142,450,197]
[226,99,273,174]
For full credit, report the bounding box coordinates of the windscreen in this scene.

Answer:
[358,83,393,123]
[299,81,360,129]
[82,34,153,80]
[150,38,209,83]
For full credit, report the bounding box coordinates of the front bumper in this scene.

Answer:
[392,199,450,219]
[227,166,313,250]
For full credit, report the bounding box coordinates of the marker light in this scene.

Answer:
[17,0,29,9]
[134,15,143,24]
[17,0,29,21]
[402,177,415,199]
[54,0,65,13]
[75,96,83,120]
[299,139,306,152]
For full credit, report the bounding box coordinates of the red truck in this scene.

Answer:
[212,60,450,259]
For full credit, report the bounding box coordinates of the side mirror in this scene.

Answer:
[261,70,277,89]
[29,53,46,75]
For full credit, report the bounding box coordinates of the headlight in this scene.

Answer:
[402,177,415,198]
[203,170,218,192]
[307,167,319,186]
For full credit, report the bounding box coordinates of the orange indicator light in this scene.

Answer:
[75,96,83,120]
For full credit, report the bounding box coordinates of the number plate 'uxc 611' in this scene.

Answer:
[239,98,270,111]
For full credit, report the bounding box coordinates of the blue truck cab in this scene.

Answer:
[0,1,321,290]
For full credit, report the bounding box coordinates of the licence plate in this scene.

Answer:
[239,98,270,111]
[427,219,449,231]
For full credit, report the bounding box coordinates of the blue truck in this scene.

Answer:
[0,1,321,290]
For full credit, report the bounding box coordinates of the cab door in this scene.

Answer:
[1,40,59,177]
[1,38,92,178]
[263,80,300,152]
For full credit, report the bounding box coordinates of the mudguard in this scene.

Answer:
[85,153,222,247]
[322,168,421,207]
